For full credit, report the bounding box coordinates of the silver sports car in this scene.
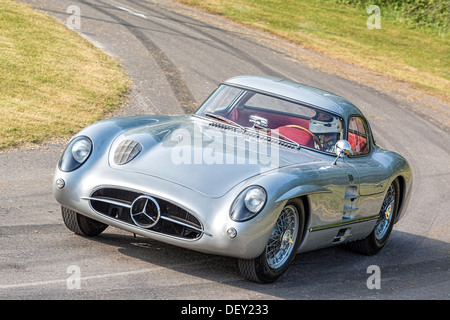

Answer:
[53,75,412,283]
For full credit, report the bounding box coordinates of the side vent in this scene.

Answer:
[333,227,352,243]
[342,186,358,220]
[114,140,142,165]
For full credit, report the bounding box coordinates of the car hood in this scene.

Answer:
[108,116,321,198]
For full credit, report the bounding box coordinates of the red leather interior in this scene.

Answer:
[274,126,314,147]
[229,108,314,147]
[348,132,368,155]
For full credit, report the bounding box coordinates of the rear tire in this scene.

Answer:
[348,179,400,255]
[238,199,305,283]
[61,206,108,237]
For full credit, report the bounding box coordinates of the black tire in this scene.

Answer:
[238,199,305,283]
[61,206,108,237]
[348,179,400,255]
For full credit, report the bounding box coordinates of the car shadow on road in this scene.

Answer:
[85,227,449,299]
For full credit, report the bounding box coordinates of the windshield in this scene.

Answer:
[195,85,344,153]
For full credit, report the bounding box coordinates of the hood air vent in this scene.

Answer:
[114,140,142,165]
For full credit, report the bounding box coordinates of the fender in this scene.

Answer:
[275,185,331,203]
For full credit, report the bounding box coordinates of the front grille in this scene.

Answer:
[87,188,205,240]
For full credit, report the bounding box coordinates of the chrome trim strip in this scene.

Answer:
[82,196,131,208]
[309,214,379,232]
[160,215,213,237]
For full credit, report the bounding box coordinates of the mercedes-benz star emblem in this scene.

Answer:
[130,195,161,228]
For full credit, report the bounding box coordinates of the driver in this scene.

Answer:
[309,112,342,152]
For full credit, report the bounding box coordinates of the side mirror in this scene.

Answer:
[332,140,354,165]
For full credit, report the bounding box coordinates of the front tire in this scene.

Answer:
[61,206,108,237]
[348,179,400,255]
[238,199,305,283]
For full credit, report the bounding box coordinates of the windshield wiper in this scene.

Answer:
[253,124,301,150]
[204,112,246,133]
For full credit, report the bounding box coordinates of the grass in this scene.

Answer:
[0,0,130,150]
[174,0,449,99]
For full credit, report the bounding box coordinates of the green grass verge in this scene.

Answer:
[0,0,130,150]
[336,0,449,34]
[174,0,449,99]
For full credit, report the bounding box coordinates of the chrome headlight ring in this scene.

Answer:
[58,136,93,172]
[230,186,267,222]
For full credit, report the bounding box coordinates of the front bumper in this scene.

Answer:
[53,165,279,260]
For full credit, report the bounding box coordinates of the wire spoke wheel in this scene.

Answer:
[266,205,299,269]
[238,199,305,283]
[375,183,396,241]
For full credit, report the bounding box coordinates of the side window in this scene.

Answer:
[348,117,370,155]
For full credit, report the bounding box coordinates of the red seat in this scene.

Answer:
[348,132,368,155]
[275,126,314,148]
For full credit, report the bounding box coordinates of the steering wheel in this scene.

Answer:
[284,125,323,150]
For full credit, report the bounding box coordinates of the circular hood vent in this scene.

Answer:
[114,140,142,165]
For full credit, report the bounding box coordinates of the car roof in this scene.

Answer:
[223,75,364,119]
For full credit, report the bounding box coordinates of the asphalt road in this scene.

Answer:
[1,0,449,300]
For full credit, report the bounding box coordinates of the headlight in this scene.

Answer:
[71,138,92,163]
[230,186,267,222]
[58,136,92,172]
